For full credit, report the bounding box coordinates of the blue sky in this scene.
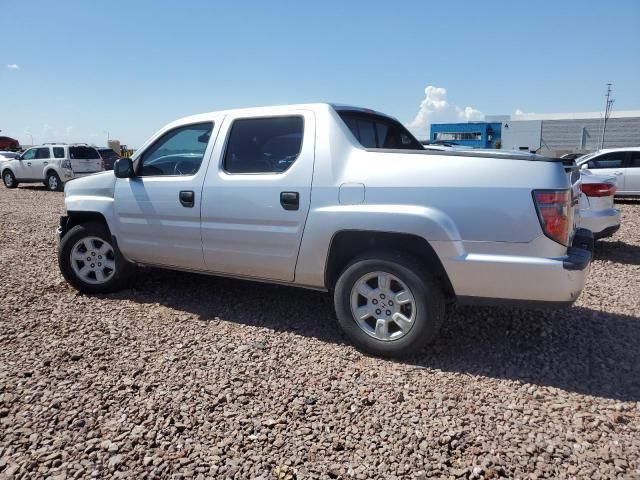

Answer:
[2,0,639,147]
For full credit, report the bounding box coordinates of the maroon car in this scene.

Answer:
[0,136,20,151]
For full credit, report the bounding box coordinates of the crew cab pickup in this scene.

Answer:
[57,104,593,357]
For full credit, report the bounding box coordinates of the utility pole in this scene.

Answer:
[600,84,615,149]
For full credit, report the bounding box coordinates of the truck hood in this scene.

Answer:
[64,171,116,200]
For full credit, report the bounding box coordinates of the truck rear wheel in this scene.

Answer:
[333,252,446,358]
[58,221,135,294]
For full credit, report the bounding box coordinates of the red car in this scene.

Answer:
[0,136,20,151]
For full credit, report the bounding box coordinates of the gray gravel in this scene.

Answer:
[0,185,639,479]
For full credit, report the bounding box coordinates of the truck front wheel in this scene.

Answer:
[58,222,135,294]
[333,252,446,358]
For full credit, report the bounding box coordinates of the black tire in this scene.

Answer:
[2,170,18,188]
[58,221,135,294]
[46,171,63,192]
[334,251,446,358]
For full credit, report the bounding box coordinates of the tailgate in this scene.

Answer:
[563,160,581,243]
[72,158,102,173]
[69,146,103,173]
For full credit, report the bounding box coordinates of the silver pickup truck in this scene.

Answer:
[57,103,593,357]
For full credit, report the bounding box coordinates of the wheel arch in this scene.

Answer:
[324,230,455,299]
[2,166,16,177]
[65,211,111,235]
[44,166,62,179]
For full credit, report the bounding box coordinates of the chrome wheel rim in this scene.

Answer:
[4,173,13,186]
[70,236,116,284]
[350,271,417,341]
[48,175,58,190]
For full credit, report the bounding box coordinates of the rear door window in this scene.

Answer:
[626,151,640,168]
[53,147,65,158]
[223,116,303,174]
[35,147,50,159]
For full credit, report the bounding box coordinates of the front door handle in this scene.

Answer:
[179,190,195,208]
[280,191,299,211]
[614,171,623,175]
[27,162,32,166]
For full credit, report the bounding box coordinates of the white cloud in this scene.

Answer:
[514,108,535,118]
[6,64,19,70]
[457,106,484,121]
[407,85,484,134]
[408,86,449,129]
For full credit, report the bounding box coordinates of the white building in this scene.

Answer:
[486,110,640,156]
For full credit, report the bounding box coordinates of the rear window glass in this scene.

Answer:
[53,147,65,158]
[69,146,100,159]
[337,111,423,150]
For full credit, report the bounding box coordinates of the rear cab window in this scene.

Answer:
[336,110,423,150]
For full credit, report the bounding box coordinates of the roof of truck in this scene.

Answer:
[172,103,397,125]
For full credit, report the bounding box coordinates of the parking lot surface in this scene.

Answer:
[0,186,639,479]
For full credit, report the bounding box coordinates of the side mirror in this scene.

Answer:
[114,158,134,178]
[580,163,588,170]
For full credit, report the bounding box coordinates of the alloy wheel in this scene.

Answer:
[70,236,116,284]
[350,271,417,341]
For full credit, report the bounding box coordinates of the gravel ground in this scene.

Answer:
[0,185,639,480]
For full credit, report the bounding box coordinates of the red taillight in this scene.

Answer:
[533,189,571,245]
[581,182,616,197]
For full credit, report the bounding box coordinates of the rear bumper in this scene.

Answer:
[578,207,620,239]
[449,229,593,307]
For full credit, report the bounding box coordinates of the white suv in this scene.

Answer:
[2,144,104,191]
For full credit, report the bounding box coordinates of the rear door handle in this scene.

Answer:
[179,190,195,208]
[614,171,623,175]
[280,191,299,211]
[43,161,48,165]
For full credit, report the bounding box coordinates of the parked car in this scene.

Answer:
[577,147,640,196]
[57,103,593,357]
[96,147,120,171]
[0,136,20,151]
[2,143,103,191]
[578,171,620,239]
[0,151,19,160]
